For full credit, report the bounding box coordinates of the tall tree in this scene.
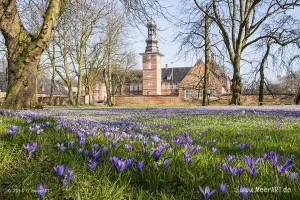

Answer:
[202,5,210,106]
[0,0,67,109]
[193,0,300,105]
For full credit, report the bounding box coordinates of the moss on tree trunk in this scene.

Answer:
[0,0,67,109]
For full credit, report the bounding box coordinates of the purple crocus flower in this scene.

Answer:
[92,149,100,159]
[243,155,260,176]
[239,185,252,199]
[92,143,99,149]
[288,172,298,181]
[192,145,202,152]
[220,183,229,193]
[183,151,192,164]
[68,140,75,148]
[278,160,294,173]
[110,156,133,172]
[79,137,86,145]
[124,144,133,151]
[78,148,84,153]
[54,165,65,176]
[88,160,97,170]
[62,168,74,186]
[198,186,216,200]
[7,125,21,137]
[163,159,171,167]
[23,142,38,157]
[229,166,236,175]
[264,151,281,166]
[243,155,260,169]
[137,160,144,172]
[57,143,66,151]
[228,155,236,163]
[111,140,118,147]
[239,143,248,149]
[36,184,47,197]
[220,162,227,171]
[236,166,244,176]
[152,135,160,143]
[248,167,259,176]
[101,146,108,153]
[153,149,163,160]
[229,166,244,176]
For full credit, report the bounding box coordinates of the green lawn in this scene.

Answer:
[0,111,299,199]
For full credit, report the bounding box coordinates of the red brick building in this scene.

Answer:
[92,19,231,103]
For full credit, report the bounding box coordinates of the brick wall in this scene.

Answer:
[142,54,162,95]
[210,95,295,105]
[115,95,296,105]
[115,95,185,105]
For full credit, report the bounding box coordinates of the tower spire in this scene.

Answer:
[145,18,159,54]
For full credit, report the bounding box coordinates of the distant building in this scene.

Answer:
[92,19,231,103]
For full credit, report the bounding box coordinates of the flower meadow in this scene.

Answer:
[0,107,300,199]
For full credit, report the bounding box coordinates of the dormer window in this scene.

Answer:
[167,74,172,81]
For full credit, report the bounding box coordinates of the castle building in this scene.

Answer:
[91,19,231,103]
[140,18,163,95]
[135,19,230,99]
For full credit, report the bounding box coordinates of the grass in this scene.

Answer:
[0,111,300,199]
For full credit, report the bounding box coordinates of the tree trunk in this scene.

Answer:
[88,84,94,105]
[76,67,82,105]
[258,43,271,106]
[1,0,66,109]
[49,41,56,105]
[67,84,74,105]
[296,86,300,105]
[230,57,242,105]
[4,55,39,109]
[202,6,210,106]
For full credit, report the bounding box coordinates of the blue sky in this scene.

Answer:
[128,0,300,83]
[129,0,194,70]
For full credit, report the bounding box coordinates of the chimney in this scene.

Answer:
[165,64,168,69]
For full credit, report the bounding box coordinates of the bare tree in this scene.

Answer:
[0,0,163,108]
[192,0,300,105]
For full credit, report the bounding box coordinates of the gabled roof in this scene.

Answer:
[161,67,192,83]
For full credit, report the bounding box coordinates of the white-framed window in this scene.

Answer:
[184,89,192,99]
[130,85,134,91]
[134,84,138,91]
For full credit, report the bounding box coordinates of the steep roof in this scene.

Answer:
[161,67,192,83]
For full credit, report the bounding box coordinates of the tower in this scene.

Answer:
[141,18,163,95]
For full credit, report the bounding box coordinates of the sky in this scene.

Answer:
[128,0,195,70]
[127,0,300,83]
